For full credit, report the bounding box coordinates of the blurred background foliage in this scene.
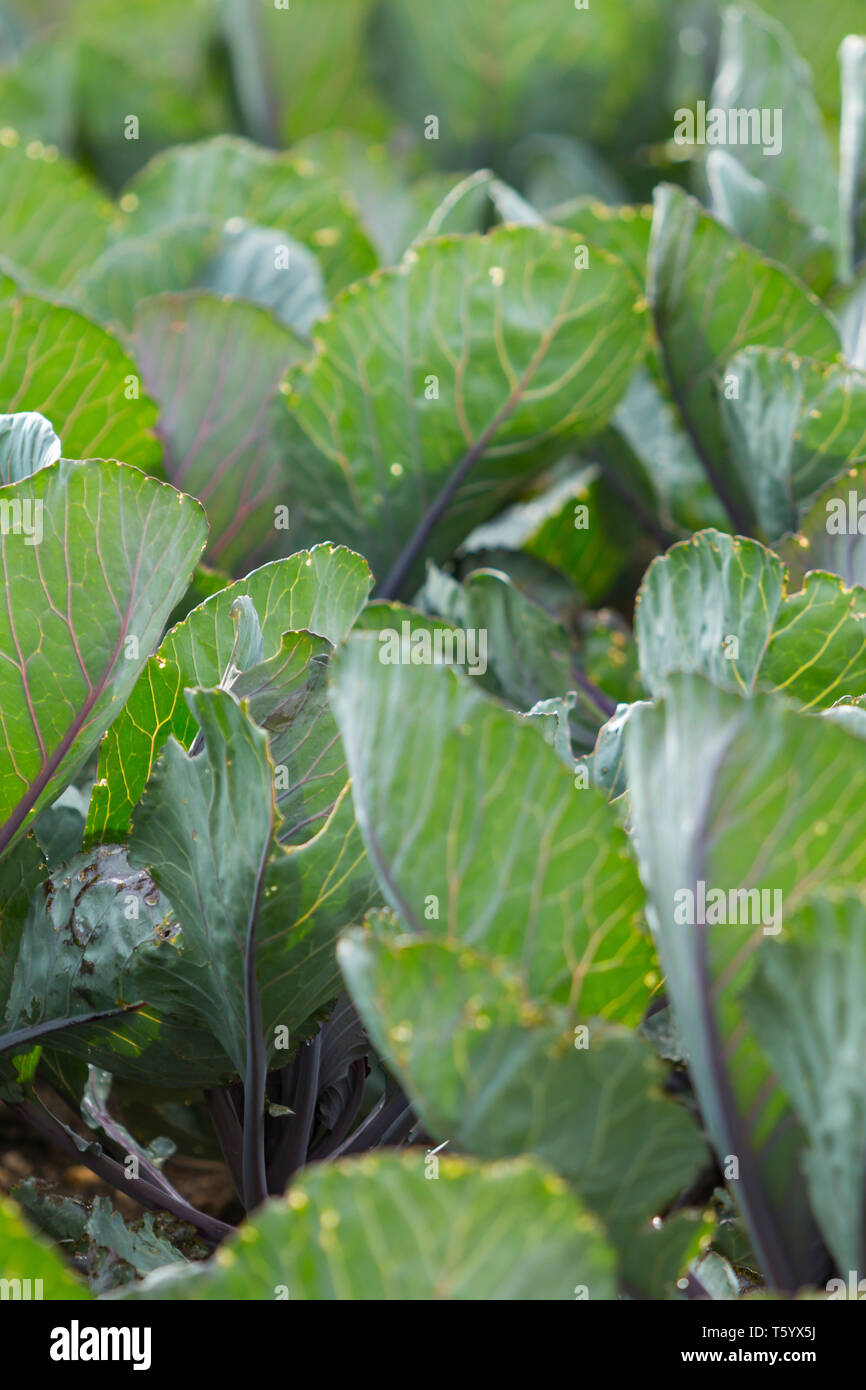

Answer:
[0,0,858,196]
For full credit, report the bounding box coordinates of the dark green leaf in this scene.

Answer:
[4,844,234,1088]
[128,688,274,1077]
[339,925,704,1281]
[198,222,327,335]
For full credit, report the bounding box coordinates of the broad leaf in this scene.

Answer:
[130,714,379,1075]
[707,152,836,296]
[0,459,206,859]
[647,186,840,533]
[125,1153,617,1301]
[330,634,653,1023]
[198,222,327,335]
[779,464,866,589]
[720,348,866,541]
[231,630,346,845]
[708,4,838,241]
[23,708,374,1089]
[118,136,378,295]
[839,35,866,279]
[86,546,372,846]
[4,844,235,1088]
[742,894,866,1275]
[128,688,273,1078]
[255,786,380,1061]
[279,224,649,592]
[636,531,786,697]
[523,199,651,291]
[759,573,866,710]
[0,281,161,472]
[339,923,704,1288]
[625,675,866,1286]
[76,211,330,339]
[0,138,117,292]
[69,216,221,332]
[636,530,866,711]
[131,290,305,572]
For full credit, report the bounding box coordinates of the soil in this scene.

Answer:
[0,1094,240,1226]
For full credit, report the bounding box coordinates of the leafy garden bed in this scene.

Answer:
[0,0,865,1302]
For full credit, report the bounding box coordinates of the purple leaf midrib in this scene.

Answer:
[0,471,162,858]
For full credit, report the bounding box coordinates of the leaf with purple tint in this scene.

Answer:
[131,289,306,573]
[625,676,866,1288]
[0,458,207,860]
